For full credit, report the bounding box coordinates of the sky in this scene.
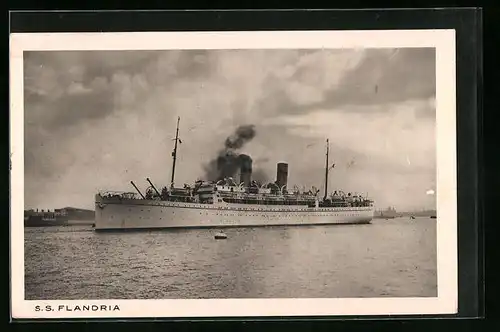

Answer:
[23,47,436,211]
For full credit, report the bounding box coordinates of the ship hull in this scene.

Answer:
[95,196,374,230]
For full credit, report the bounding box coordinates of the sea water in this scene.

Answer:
[24,217,437,300]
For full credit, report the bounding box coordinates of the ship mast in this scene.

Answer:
[324,138,329,201]
[170,116,181,188]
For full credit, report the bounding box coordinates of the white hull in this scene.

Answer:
[95,195,374,230]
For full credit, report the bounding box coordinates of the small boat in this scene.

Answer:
[430,215,436,219]
[410,216,416,219]
[214,232,227,240]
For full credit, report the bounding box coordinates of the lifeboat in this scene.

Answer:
[214,231,227,240]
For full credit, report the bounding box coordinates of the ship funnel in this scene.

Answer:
[239,154,252,186]
[276,162,288,189]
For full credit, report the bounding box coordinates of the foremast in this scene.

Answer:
[170,116,181,188]
[324,138,329,201]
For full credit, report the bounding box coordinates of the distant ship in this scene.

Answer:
[94,117,375,230]
[24,207,95,227]
[376,206,399,219]
[24,209,68,227]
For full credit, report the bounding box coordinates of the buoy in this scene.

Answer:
[214,232,227,240]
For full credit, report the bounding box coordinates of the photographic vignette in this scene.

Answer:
[10,29,457,319]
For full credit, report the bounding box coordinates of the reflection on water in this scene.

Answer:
[24,217,437,300]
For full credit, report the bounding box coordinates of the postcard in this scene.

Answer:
[10,29,457,319]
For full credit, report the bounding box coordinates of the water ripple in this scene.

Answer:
[25,219,437,299]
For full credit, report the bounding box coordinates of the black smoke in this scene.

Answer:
[204,125,264,182]
[251,169,269,184]
[225,124,256,149]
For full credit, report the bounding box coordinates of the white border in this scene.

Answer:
[9,30,457,319]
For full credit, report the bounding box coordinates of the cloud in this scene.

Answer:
[290,48,436,116]
[67,82,92,95]
[23,48,436,211]
[266,97,436,169]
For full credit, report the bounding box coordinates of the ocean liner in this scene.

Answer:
[94,117,374,230]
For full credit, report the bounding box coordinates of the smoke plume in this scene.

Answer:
[204,124,262,182]
[251,169,269,184]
